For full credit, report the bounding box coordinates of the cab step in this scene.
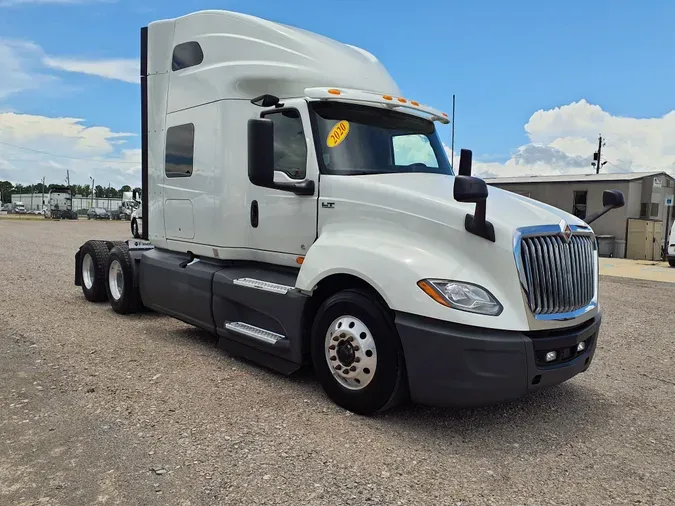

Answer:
[225,321,287,345]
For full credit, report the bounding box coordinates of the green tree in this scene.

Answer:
[119,185,132,194]
[82,184,91,197]
[95,185,104,198]
[0,181,14,203]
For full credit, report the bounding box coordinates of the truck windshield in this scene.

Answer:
[309,101,452,176]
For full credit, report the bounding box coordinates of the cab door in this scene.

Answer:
[249,102,319,257]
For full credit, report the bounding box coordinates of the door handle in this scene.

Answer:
[250,200,259,228]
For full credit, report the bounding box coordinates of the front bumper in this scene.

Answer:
[396,312,600,407]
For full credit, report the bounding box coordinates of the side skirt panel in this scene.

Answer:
[213,266,309,374]
[139,249,219,333]
[138,249,310,375]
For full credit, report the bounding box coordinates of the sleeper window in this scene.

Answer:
[165,124,195,178]
[263,110,307,180]
[172,42,204,71]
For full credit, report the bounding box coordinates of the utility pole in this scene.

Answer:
[42,176,45,210]
[593,135,607,174]
[66,170,70,187]
[89,176,95,208]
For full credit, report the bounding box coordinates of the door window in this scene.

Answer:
[262,109,307,180]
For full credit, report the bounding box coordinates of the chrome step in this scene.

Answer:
[232,277,294,294]
[225,322,286,345]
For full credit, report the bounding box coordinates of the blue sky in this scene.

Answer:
[0,0,673,186]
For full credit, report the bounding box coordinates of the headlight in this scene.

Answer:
[417,279,503,316]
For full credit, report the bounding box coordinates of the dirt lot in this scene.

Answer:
[1,219,674,506]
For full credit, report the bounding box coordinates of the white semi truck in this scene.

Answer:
[46,186,78,220]
[74,10,625,415]
[130,189,143,238]
[111,191,139,221]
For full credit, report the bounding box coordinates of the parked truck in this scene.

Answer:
[74,10,625,415]
[111,192,139,220]
[130,189,143,238]
[46,186,78,220]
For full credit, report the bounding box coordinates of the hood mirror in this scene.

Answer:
[603,189,625,209]
[585,189,625,224]
[453,149,495,242]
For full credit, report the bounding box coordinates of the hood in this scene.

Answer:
[320,172,589,253]
[335,172,584,226]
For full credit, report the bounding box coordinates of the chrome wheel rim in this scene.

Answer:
[82,253,95,290]
[324,315,377,390]
[108,259,124,301]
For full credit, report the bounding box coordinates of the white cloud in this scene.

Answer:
[0,38,137,103]
[470,100,675,179]
[0,112,140,187]
[43,56,139,84]
[0,39,57,99]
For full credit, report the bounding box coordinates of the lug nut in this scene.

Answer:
[335,364,342,370]
[354,357,361,363]
[353,346,360,351]
[328,344,336,350]
[332,335,339,342]
[350,366,356,371]
[347,336,354,342]
[330,355,337,361]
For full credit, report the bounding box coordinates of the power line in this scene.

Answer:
[604,160,631,172]
[0,140,139,164]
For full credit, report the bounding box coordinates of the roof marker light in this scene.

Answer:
[328,89,341,95]
[442,112,449,118]
[411,100,420,106]
[382,95,393,100]
[398,97,407,103]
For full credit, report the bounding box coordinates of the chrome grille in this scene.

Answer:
[519,234,595,315]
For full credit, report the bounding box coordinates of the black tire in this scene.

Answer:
[669,258,675,267]
[108,241,127,251]
[310,288,407,415]
[105,245,143,314]
[79,240,110,302]
[131,219,140,239]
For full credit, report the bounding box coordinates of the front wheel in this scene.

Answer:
[310,289,407,415]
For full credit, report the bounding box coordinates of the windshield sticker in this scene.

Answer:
[326,120,350,148]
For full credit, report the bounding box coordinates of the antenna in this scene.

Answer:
[451,94,456,170]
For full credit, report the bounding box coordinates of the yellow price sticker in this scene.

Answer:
[326,120,350,148]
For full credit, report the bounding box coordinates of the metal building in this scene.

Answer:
[486,171,675,259]
[10,194,123,212]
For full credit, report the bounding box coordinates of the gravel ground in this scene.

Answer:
[1,219,674,506]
